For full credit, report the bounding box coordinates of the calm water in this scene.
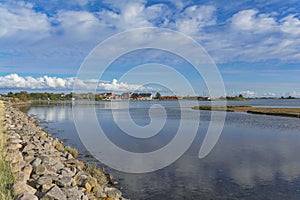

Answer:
[27,99,300,199]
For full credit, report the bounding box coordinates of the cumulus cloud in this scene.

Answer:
[0,2,51,39]
[280,14,300,35]
[285,91,300,97]
[231,9,277,33]
[96,1,151,30]
[239,90,256,97]
[175,5,216,35]
[97,78,153,92]
[55,10,103,40]
[0,74,153,92]
[2,0,299,66]
[0,74,76,90]
[200,8,300,63]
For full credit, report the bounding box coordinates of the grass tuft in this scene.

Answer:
[84,163,108,186]
[62,145,78,158]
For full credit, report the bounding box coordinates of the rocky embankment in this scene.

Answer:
[2,102,128,200]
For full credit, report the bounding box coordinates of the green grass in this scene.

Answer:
[0,101,14,200]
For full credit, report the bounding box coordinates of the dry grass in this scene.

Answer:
[84,163,108,186]
[0,101,14,200]
[63,145,78,158]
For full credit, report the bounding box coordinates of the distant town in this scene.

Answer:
[0,91,298,103]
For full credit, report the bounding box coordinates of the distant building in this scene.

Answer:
[160,96,178,100]
[203,96,211,101]
[121,92,132,100]
[99,92,115,100]
[130,93,152,100]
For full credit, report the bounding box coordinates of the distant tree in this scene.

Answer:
[16,91,29,101]
[238,94,244,98]
[155,92,161,100]
[7,92,14,98]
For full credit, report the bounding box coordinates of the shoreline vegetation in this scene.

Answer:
[193,105,300,118]
[0,100,128,200]
[0,91,299,103]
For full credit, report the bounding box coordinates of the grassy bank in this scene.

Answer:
[194,105,300,118]
[0,101,14,200]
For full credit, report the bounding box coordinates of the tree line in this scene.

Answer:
[4,91,73,102]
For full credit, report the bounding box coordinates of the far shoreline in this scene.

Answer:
[193,105,300,118]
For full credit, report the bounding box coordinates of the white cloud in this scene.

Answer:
[0,74,76,90]
[0,74,153,92]
[175,5,216,35]
[200,8,300,63]
[97,78,153,92]
[97,1,153,30]
[73,0,89,7]
[55,10,103,40]
[240,90,256,97]
[285,91,300,97]
[262,92,277,97]
[280,14,300,35]
[1,0,300,82]
[0,2,51,39]
[231,9,277,33]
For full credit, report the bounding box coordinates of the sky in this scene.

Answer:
[0,0,300,97]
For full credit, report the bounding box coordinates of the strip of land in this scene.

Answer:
[0,101,14,200]
[194,105,300,118]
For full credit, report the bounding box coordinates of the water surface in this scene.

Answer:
[27,99,300,199]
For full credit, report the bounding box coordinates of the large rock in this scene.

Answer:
[93,185,107,198]
[17,193,39,200]
[23,164,33,181]
[41,183,55,193]
[8,143,22,151]
[22,143,36,152]
[56,176,73,187]
[31,157,42,169]
[41,185,67,200]
[53,161,65,171]
[8,151,23,164]
[8,138,23,144]
[13,181,37,196]
[62,187,84,200]
[105,187,122,199]
[37,176,53,186]
[35,164,47,175]
[11,161,26,173]
[24,154,35,163]
[41,156,58,166]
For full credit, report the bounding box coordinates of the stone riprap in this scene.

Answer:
[2,102,128,200]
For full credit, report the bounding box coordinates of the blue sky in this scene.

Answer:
[0,0,300,97]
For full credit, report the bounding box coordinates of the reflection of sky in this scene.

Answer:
[28,106,73,122]
[27,101,300,199]
[201,123,300,187]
